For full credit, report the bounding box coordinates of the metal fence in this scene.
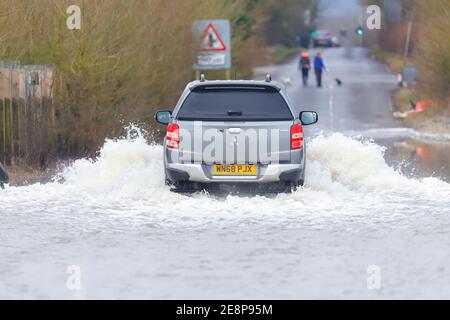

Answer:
[0,61,55,166]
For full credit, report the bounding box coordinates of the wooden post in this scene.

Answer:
[25,70,34,164]
[4,98,11,165]
[8,68,14,165]
[11,70,20,160]
[0,62,54,166]
[0,100,4,164]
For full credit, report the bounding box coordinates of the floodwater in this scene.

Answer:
[1,129,449,299]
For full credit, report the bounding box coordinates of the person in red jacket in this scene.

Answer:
[299,51,311,87]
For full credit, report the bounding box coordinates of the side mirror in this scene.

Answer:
[300,111,318,126]
[155,110,172,125]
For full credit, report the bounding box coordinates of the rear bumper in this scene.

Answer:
[166,163,302,184]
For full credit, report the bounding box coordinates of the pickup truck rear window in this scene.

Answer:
[176,87,293,121]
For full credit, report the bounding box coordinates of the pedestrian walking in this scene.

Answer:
[314,52,326,88]
[299,51,311,87]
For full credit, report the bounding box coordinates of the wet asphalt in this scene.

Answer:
[255,46,450,182]
[255,46,402,133]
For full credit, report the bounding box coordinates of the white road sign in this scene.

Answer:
[193,20,231,70]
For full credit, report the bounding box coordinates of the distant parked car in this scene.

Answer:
[312,30,333,48]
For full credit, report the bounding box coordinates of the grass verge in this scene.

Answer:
[5,165,56,186]
[269,46,299,64]
[370,44,409,73]
[392,87,417,112]
[393,88,450,137]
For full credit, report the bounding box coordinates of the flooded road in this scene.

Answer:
[1,0,449,301]
[1,130,449,299]
[373,136,450,182]
[1,5,450,299]
[2,46,450,299]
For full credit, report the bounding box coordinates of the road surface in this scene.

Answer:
[255,47,450,181]
[1,0,450,299]
[256,46,401,132]
[1,45,449,299]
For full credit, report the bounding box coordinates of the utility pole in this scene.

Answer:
[358,5,364,47]
[404,11,414,58]
[304,9,311,27]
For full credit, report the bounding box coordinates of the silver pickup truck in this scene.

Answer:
[155,75,318,193]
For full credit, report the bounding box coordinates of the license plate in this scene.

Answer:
[213,164,257,176]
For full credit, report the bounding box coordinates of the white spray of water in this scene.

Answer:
[305,134,449,197]
[1,128,449,212]
[1,128,450,300]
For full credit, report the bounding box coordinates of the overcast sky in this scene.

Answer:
[318,0,359,16]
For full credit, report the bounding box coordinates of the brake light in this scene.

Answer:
[166,123,179,149]
[290,124,303,150]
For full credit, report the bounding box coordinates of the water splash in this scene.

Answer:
[2,128,449,208]
[1,127,450,300]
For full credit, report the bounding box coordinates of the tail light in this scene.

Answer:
[166,123,179,149]
[290,124,303,150]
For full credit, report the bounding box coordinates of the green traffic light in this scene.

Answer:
[355,27,364,36]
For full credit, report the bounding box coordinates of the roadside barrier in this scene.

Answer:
[0,61,54,167]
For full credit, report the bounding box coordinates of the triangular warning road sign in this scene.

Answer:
[199,23,227,52]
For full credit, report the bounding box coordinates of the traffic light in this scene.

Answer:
[355,26,364,36]
[311,31,317,37]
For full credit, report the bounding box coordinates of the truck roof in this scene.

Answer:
[187,79,284,92]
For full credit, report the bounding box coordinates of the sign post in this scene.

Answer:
[193,20,231,79]
[384,0,403,23]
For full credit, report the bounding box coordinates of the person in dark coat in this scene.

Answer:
[314,52,326,88]
[299,51,311,87]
